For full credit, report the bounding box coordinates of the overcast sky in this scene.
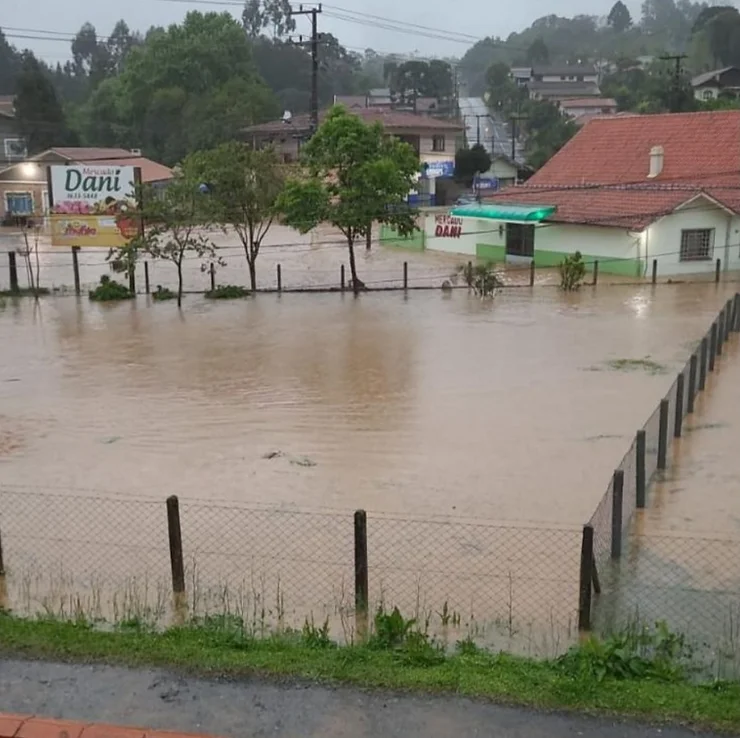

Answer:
[5,0,647,63]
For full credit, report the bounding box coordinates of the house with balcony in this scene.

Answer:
[0,146,173,224]
[242,106,463,176]
[398,110,740,278]
[511,65,601,103]
[0,96,27,169]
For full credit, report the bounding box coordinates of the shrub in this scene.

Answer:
[557,621,690,682]
[559,251,587,291]
[152,285,176,302]
[205,284,249,300]
[458,262,499,297]
[89,275,133,302]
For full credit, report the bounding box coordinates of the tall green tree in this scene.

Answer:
[277,106,420,294]
[14,54,75,154]
[485,61,520,114]
[187,142,285,290]
[524,100,578,169]
[526,37,550,65]
[455,144,492,186]
[608,1,633,32]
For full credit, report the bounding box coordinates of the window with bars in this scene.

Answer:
[680,228,714,261]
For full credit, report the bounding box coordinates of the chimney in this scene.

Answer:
[648,145,664,178]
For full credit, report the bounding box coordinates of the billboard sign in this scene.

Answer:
[423,160,455,179]
[49,165,140,247]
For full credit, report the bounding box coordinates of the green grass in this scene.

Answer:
[205,284,249,299]
[1,614,740,733]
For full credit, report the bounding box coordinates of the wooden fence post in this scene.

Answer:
[578,525,595,631]
[529,260,535,287]
[651,259,657,285]
[636,429,646,509]
[657,398,669,470]
[166,495,186,595]
[354,510,369,638]
[592,260,599,286]
[674,373,685,438]
[209,262,216,292]
[687,354,697,414]
[277,264,282,293]
[699,336,708,390]
[716,258,722,283]
[144,261,150,294]
[718,311,724,356]
[341,264,346,292]
[71,247,81,296]
[611,469,624,559]
[403,261,408,290]
[709,323,717,371]
[8,251,19,293]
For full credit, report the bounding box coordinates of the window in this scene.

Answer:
[432,135,445,152]
[5,192,33,215]
[702,89,714,100]
[576,75,584,81]
[506,223,535,257]
[3,138,27,160]
[680,228,714,261]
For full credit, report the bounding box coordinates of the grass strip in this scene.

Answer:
[1,614,740,732]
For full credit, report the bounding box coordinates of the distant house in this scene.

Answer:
[333,93,440,115]
[403,111,740,277]
[0,147,173,224]
[560,97,618,123]
[512,65,601,102]
[691,67,740,101]
[0,96,27,169]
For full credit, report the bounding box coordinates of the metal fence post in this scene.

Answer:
[716,258,722,283]
[709,323,717,371]
[403,261,408,291]
[529,260,535,287]
[699,336,708,390]
[277,264,282,293]
[209,263,216,292]
[166,496,186,595]
[718,311,724,356]
[592,260,599,286]
[636,429,646,508]
[724,300,732,341]
[611,469,624,559]
[674,373,685,438]
[8,251,19,293]
[354,509,369,638]
[657,398,669,470]
[341,264,346,292]
[578,524,595,631]
[651,259,657,285]
[688,354,697,414]
[71,247,81,296]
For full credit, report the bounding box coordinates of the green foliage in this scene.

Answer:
[278,106,420,293]
[525,100,579,169]
[152,285,176,301]
[14,53,76,153]
[301,617,332,649]
[205,284,250,299]
[187,143,285,290]
[459,262,500,297]
[485,62,521,114]
[384,59,455,113]
[369,607,445,666]
[79,12,279,164]
[454,144,492,185]
[559,251,587,291]
[558,621,690,682]
[88,274,133,302]
[526,37,550,65]
[608,1,633,31]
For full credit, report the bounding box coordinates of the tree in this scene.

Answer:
[608,1,633,32]
[524,100,578,169]
[454,144,492,186]
[526,37,550,65]
[187,142,285,290]
[485,61,519,114]
[277,106,420,294]
[116,175,218,307]
[241,0,295,38]
[14,54,75,153]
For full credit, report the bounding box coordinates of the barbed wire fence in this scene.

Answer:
[580,293,740,675]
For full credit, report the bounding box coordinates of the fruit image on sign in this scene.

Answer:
[49,165,140,247]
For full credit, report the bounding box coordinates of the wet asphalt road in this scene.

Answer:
[0,659,726,737]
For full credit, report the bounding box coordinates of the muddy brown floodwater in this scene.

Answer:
[1,273,739,652]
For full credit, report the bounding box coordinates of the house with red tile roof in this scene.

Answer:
[0,147,172,224]
[423,111,740,277]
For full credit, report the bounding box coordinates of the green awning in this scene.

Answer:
[450,203,556,222]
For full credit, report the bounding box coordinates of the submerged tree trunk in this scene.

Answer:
[347,236,364,295]
[176,261,183,308]
[247,252,257,292]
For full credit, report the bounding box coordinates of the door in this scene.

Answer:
[506,223,535,258]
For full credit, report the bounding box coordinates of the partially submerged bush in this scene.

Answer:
[152,285,176,302]
[205,284,249,300]
[457,262,500,297]
[559,251,587,291]
[89,274,133,302]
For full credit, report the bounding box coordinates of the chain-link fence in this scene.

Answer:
[582,293,740,644]
[0,488,581,655]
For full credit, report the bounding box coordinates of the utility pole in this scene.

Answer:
[660,53,688,113]
[462,114,486,146]
[289,4,322,132]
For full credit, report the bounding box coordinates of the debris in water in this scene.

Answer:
[102,436,121,444]
[262,450,284,460]
[290,456,317,467]
[263,450,316,467]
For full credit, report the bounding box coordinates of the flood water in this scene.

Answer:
[1,265,739,650]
